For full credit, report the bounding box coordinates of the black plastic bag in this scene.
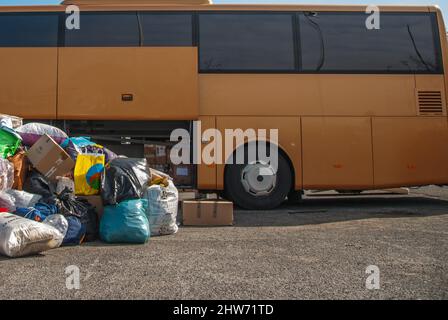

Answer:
[78,198,99,242]
[57,188,88,218]
[23,171,57,202]
[57,188,98,242]
[101,158,151,205]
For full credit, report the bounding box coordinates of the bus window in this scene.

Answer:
[65,12,140,47]
[298,12,443,73]
[0,12,59,47]
[199,12,296,72]
[139,12,193,46]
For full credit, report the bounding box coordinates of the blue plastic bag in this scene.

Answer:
[14,207,45,222]
[63,216,86,246]
[100,199,150,244]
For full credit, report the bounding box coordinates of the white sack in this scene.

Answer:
[144,180,179,236]
[0,213,62,258]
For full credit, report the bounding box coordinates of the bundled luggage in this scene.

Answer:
[144,180,179,236]
[100,199,150,244]
[101,158,151,205]
[0,115,181,258]
[0,213,63,257]
[0,127,21,159]
[16,122,68,146]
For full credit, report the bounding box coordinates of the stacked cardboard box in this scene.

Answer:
[144,143,194,187]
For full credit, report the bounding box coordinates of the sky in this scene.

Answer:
[0,0,446,22]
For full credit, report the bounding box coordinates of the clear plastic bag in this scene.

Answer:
[4,189,42,208]
[0,191,16,212]
[43,214,69,247]
[16,122,68,146]
[0,158,14,191]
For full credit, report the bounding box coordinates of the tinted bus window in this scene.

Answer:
[140,13,193,46]
[65,12,139,47]
[299,12,442,73]
[0,13,59,47]
[199,13,296,72]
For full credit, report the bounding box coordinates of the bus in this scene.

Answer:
[0,0,447,210]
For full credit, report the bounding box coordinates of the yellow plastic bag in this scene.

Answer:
[74,153,105,196]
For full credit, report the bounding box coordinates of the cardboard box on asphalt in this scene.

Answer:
[26,134,75,181]
[78,195,104,220]
[182,200,233,226]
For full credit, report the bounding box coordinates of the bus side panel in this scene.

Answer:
[372,117,448,187]
[0,48,57,119]
[197,116,217,190]
[199,74,416,117]
[58,47,199,120]
[318,75,416,116]
[302,117,374,189]
[215,116,302,190]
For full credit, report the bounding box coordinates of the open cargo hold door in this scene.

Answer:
[57,47,199,120]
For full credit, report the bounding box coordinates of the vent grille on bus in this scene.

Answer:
[418,91,443,115]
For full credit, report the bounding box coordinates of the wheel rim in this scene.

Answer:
[241,161,277,196]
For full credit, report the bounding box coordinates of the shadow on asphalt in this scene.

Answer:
[0,253,46,262]
[232,195,448,227]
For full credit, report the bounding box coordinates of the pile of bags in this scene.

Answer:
[0,114,179,258]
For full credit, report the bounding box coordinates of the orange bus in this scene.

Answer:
[0,0,447,209]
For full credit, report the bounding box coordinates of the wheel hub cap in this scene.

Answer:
[241,162,277,196]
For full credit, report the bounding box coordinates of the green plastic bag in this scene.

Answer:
[0,127,21,159]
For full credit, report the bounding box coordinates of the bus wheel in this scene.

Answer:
[224,151,292,210]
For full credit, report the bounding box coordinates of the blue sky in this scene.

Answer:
[0,0,447,22]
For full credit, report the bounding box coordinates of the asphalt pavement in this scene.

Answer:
[0,186,447,300]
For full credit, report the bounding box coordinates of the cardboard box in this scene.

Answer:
[144,144,167,164]
[182,200,233,226]
[178,190,199,201]
[78,195,104,220]
[170,164,194,186]
[26,134,75,181]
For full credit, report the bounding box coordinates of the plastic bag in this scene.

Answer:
[7,150,29,190]
[101,158,151,205]
[77,198,99,242]
[0,213,62,257]
[23,171,56,200]
[57,189,89,218]
[62,137,98,161]
[4,189,41,208]
[0,158,14,190]
[74,153,105,196]
[62,137,118,163]
[16,123,68,147]
[144,181,179,236]
[0,117,13,129]
[43,214,68,247]
[15,207,46,222]
[100,199,149,244]
[56,176,75,195]
[63,216,86,246]
[0,114,22,129]
[0,191,16,212]
[0,127,21,159]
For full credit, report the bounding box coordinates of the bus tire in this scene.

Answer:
[224,149,292,210]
